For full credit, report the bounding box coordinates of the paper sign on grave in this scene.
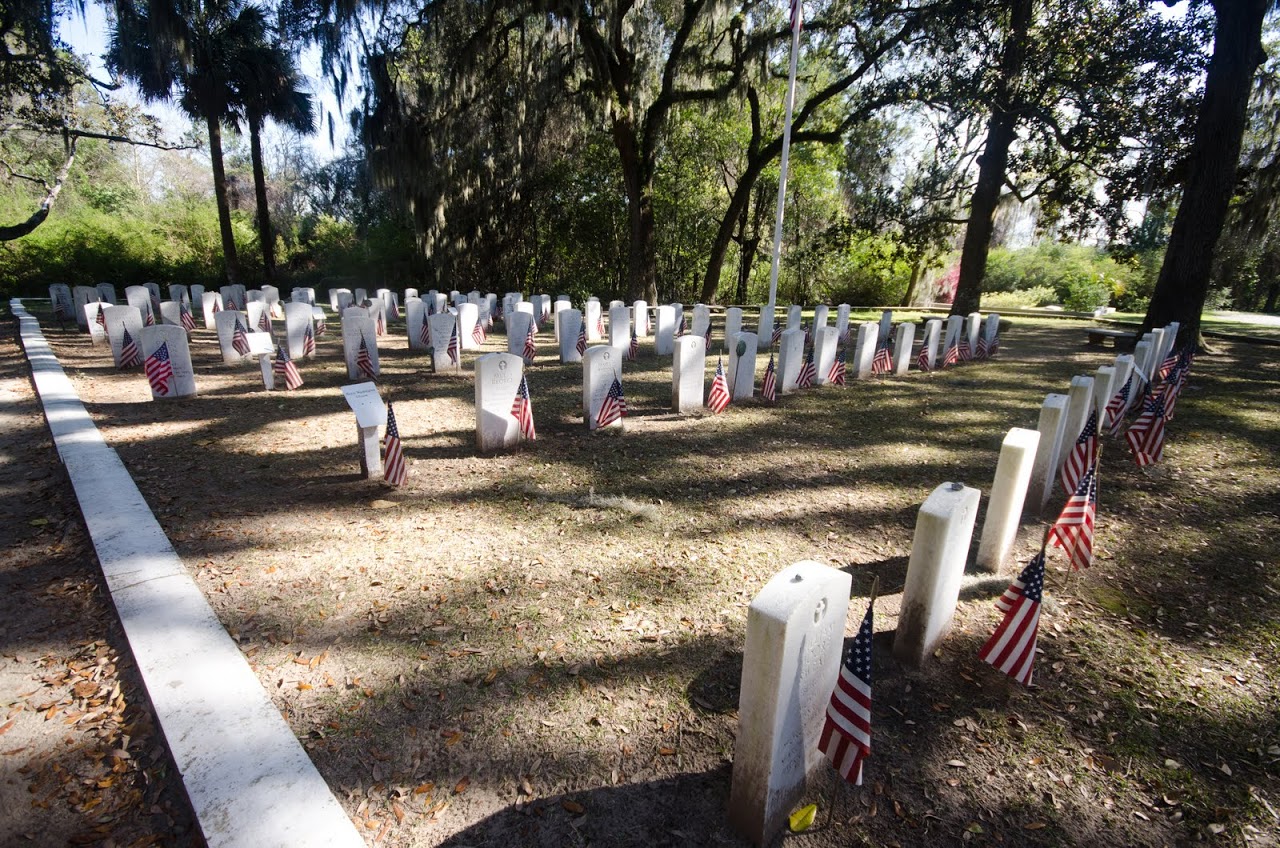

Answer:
[728,560,852,847]
[340,382,387,478]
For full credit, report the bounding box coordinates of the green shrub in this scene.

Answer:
[980,286,1058,309]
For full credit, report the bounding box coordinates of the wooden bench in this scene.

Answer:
[1085,328,1137,349]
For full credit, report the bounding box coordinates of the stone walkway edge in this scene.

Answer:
[11,300,364,848]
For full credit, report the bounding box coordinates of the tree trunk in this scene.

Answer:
[613,113,658,302]
[734,198,759,305]
[1263,279,1279,313]
[901,253,927,307]
[248,118,275,281]
[1142,0,1269,347]
[0,136,77,242]
[950,0,1033,317]
[207,115,240,285]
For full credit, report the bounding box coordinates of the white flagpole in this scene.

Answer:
[766,2,803,312]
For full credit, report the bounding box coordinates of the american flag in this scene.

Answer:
[797,349,816,388]
[818,599,872,785]
[485,304,494,328]
[119,327,142,368]
[180,302,196,331]
[828,348,846,386]
[356,336,378,381]
[1126,386,1168,467]
[871,341,892,375]
[96,303,107,329]
[383,402,407,486]
[523,322,537,364]
[761,353,777,402]
[978,551,1045,685]
[770,324,783,347]
[144,307,155,327]
[212,297,221,314]
[674,313,685,338]
[628,328,639,361]
[447,323,460,365]
[976,332,989,360]
[258,310,271,333]
[1163,348,1194,421]
[789,0,803,32]
[427,298,436,317]
[145,340,174,396]
[53,296,69,319]
[472,319,487,345]
[272,344,304,390]
[316,315,327,336]
[704,322,712,350]
[942,338,959,367]
[375,308,385,336]
[958,337,971,362]
[231,318,251,356]
[596,313,606,337]
[1048,462,1097,571]
[707,357,730,413]
[303,322,317,357]
[1157,348,1178,382]
[1060,409,1099,495]
[576,321,587,356]
[512,375,536,440]
[1103,374,1133,435]
[989,330,999,356]
[915,342,931,372]
[596,375,627,428]
[418,313,431,347]
[150,296,161,320]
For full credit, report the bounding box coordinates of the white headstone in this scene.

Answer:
[727,561,852,847]
[654,305,676,355]
[168,284,189,306]
[126,286,153,323]
[583,346,623,430]
[943,315,964,352]
[920,318,942,370]
[776,328,805,393]
[812,327,838,386]
[404,287,419,302]
[893,322,916,376]
[246,301,273,337]
[219,285,243,312]
[786,304,801,330]
[104,305,144,368]
[455,303,480,350]
[975,428,1041,572]
[144,282,162,303]
[893,482,981,667]
[758,304,775,342]
[609,299,625,310]
[475,353,525,452]
[1112,353,1135,400]
[724,307,743,349]
[336,290,355,312]
[585,300,604,342]
[1092,365,1116,422]
[692,304,711,342]
[672,303,685,334]
[1057,376,1095,480]
[727,332,758,401]
[404,299,428,351]
[813,304,829,331]
[1030,393,1069,512]
[262,284,281,313]
[835,304,851,343]
[246,289,265,305]
[558,308,584,363]
[429,312,461,373]
[608,305,631,351]
[284,302,315,360]
[72,286,97,329]
[508,311,535,361]
[95,283,118,305]
[354,287,368,303]
[672,336,706,414]
[214,310,249,365]
[158,301,183,326]
[983,313,1000,351]
[633,300,649,337]
[201,291,223,329]
[342,315,379,380]
[189,284,205,313]
[965,312,982,353]
[83,301,108,344]
[140,325,196,399]
[852,323,877,379]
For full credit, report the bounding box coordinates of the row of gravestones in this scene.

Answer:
[726,319,1185,846]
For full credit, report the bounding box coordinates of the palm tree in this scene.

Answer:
[234,40,314,281]
[109,0,270,284]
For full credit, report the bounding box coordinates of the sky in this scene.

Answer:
[57,4,351,163]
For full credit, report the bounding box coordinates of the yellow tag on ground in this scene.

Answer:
[789,803,817,832]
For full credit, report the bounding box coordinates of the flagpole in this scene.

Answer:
[766,3,802,313]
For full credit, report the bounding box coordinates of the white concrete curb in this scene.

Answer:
[11,300,364,848]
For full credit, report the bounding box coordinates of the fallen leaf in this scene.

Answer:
[453,777,470,795]
[29,518,49,527]
[370,500,399,510]
[789,804,817,833]
[561,799,585,814]
[1025,821,1048,830]
[0,720,13,736]
[946,760,967,768]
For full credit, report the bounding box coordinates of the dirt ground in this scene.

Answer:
[7,304,1279,847]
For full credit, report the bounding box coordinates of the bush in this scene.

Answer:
[982,243,1144,311]
[980,286,1059,310]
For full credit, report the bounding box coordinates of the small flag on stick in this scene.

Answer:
[512,376,536,441]
[383,402,407,486]
[357,336,378,382]
[707,357,730,413]
[119,328,142,368]
[596,376,627,428]
[761,354,777,402]
[145,341,174,396]
[231,318,250,356]
[1048,462,1098,571]
[978,550,1045,685]
[273,344,304,390]
[818,597,873,785]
